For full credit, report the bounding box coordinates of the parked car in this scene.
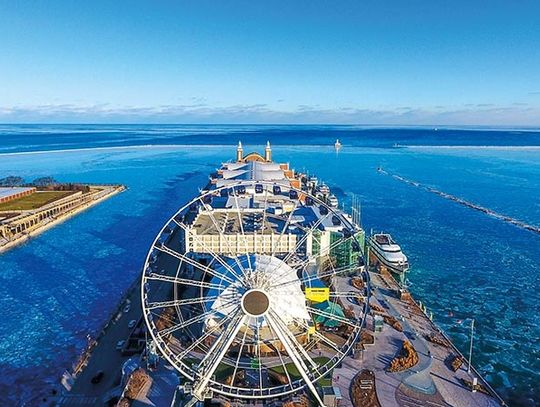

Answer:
[123,304,131,313]
[128,319,137,329]
[116,340,126,350]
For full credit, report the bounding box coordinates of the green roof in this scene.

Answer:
[313,301,345,327]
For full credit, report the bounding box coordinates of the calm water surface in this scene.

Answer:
[0,125,538,406]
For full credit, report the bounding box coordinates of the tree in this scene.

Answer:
[0,176,25,187]
[32,177,57,187]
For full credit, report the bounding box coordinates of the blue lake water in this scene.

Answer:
[0,125,538,406]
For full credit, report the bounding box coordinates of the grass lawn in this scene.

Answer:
[0,191,74,211]
[214,363,235,380]
[269,356,332,386]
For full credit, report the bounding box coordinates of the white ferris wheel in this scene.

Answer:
[141,180,366,405]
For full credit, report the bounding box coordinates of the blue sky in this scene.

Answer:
[1,0,539,125]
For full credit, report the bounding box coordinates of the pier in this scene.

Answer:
[0,184,125,253]
[52,147,507,406]
[351,254,506,407]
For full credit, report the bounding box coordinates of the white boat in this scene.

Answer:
[328,194,338,208]
[335,139,342,150]
[369,233,409,273]
[317,183,330,195]
[307,175,318,189]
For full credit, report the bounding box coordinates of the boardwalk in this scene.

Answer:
[331,267,503,407]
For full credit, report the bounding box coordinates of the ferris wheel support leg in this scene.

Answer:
[266,313,327,407]
[192,314,246,401]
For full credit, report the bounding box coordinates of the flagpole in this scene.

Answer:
[467,318,475,373]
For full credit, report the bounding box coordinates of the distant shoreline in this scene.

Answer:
[1,123,540,130]
[0,144,232,156]
[1,143,540,157]
[403,145,540,150]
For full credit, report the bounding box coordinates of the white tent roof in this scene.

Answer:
[207,254,309,330]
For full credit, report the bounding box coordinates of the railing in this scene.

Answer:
[365,239,506,405]
[432,319,507,405]
[392,278,506,405]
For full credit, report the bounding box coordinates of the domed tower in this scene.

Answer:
[264,141,272,162]
[236,141,244,162]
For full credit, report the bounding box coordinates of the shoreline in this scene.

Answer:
[0,185,125,254]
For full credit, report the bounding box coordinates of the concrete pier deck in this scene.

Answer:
[331,267,504,407]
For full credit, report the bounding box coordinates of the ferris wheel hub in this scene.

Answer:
[241,288,270,316]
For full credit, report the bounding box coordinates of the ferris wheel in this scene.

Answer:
[141,180,366,405]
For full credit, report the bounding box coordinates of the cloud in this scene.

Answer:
[1,103,540,126]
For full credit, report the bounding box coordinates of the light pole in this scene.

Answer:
[467,318,475,373]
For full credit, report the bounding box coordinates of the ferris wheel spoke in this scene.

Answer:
[260,184,270,237]
[154,242,236,285]
[156,294,240,338]
[307,263,357,282]
[296,319,345,357]
[265,311,325,406]
[256,321,265,391]
[306,305,359,328]
[265,315,294,389]
[267,252,313,288]
[192,313,247,400]
[158,306,224,337]
[172,218,246,283]
[196,308,243,366]
[269,311,320,372]
[281,207,333,265]
[232,191,254,275]
[329,292,366,303]
[230,326,250,388]
[258,197,301,280]
[270,198,300,258]
[281,227,351,273]
[201,200,251,279]
[232,190,247,242]
[175,312,235,361]
[271,261,358,291]
[288,220,352,269]
[146,295,220,311]
[264,208,335,287]
[145,273,226,291]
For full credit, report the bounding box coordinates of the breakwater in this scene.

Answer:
[378,168,540,235]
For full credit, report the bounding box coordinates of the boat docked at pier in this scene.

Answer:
[368,233,409,274]
[327,194,339,208]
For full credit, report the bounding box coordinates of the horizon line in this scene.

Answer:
[1,122,540,130]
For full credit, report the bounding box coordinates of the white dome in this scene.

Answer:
[207,254,310,330]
